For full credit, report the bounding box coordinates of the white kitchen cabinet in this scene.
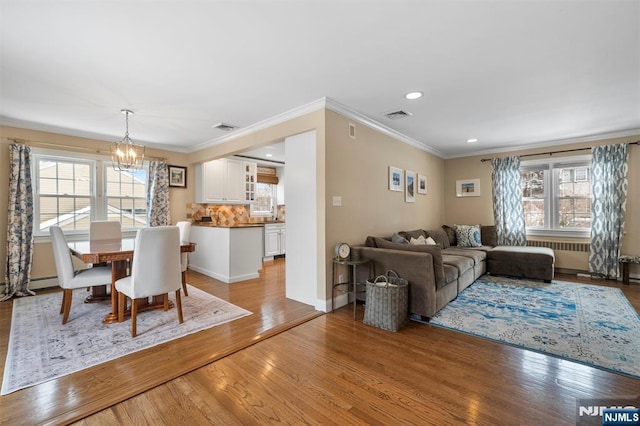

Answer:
[189,225,263,283]
[264,223,286,259]
[195,158,256,204]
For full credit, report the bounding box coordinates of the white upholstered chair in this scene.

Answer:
[89,220,122,241]
[115,226,184,337]
[50,225,112,324]
[176,221,191,296]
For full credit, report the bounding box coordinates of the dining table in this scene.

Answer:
[68,237,196,324]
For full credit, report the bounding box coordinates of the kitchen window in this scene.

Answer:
[521,155,591,237]
[33,149,148,237]
[250,182,276,217]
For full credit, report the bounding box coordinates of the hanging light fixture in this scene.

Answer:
[111,109,145,171]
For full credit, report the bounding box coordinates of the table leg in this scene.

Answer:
[84,285,109,303]
[103,259,128,324]
[621,262,630,285]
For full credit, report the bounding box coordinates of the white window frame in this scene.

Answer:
[250,182,277,217]
[32,148,148,240]
[521,154,592,238]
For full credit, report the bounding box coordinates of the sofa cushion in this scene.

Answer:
[480,225,497,247]
[455,224,482,247]
[442,254,475,276]
[426,228,450,249]
[374,237,445,287]
[442,264,459,286]
[442,248,486,265]
[399,229,427,241]
[442,225,457,247]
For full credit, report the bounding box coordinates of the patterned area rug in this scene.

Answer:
[428,275,640,379]
[1,285,251,395]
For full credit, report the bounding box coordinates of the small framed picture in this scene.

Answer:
[418,174,427,194]
[456,178,480,197]
[405,170,416,203]
[169,165,187,188]
[389,166,403,192]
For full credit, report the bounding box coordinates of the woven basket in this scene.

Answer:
[363,270,408,332]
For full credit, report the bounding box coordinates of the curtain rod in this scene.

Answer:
[480,140,640,162]
[6,137,167,162]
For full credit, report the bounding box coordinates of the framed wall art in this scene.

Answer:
[389,166,403,192]
[169,165,187,188]
[405,170,416,203]
[418,174,427,194]
[456,178,480,197]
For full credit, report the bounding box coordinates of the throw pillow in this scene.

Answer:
[410,235,427,245]
[425,236,437,245]
[399,229,427,241]
[455,224,482,247]
[426,228,450,249]
[391,233,409,244]
[441,225,457,247]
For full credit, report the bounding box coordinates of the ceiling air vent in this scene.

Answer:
[383,109,413,120]
[212,122,237,131]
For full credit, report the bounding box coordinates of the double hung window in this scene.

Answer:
[33,150,148,237]
[520,155,591,236]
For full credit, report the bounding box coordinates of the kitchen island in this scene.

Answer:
[189,223,264,283]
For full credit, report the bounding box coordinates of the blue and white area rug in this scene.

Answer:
[428,275,640,379]
[1,285,251,395]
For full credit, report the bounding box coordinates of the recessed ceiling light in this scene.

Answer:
[405,91,423,100]
[467,138,479,143]
[266,154,273,158]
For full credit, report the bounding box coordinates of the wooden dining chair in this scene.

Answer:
[50,226,113,324]
[176,221,191,296]
[115,226,184,337]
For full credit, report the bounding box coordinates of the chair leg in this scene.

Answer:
[60,290,67,314]
[131,298,137,338]
[61,289,73,324]
[175,289,184,324]
[163,293,169,311]
[181,270,189,296]
[118,292,126,323]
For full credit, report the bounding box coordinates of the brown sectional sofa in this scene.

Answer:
[352,225,554,319]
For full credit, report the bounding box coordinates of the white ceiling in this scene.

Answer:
[1,1,638,159]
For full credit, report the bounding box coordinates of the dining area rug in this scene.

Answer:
[428,275,640,379]
[1,285,251,395]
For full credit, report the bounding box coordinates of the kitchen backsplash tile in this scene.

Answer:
[188,203,285,225]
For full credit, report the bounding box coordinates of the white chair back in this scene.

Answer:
[130,226,182,298]
[176,221,191,272]
[90,221,122,241]
[50,226,75,288]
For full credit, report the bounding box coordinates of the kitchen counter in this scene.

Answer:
[193,221,284,228]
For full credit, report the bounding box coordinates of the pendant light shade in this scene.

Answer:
[111,109,145,171]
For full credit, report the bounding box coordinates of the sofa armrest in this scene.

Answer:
[352,246,437,318]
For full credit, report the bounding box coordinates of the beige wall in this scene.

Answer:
[0,125,191,282]
[444,135,640,274]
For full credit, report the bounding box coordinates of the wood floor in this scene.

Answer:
[2,264,639,425]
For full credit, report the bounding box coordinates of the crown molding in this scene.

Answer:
[0,116,192,153]
[323,97,446,158]
[445,128,640,160]
[188,96,446,158]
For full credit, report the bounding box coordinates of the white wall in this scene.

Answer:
[276,166,285,205]
[284,130,318,306]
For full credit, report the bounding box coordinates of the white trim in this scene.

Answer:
[447,128,640,159]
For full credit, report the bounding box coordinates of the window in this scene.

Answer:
[521,155,592,236]
[250,182,276,217]
[33,150,148,236]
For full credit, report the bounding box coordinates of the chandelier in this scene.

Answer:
[111,109,145,171]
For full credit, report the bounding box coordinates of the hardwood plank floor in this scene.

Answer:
[0,258,321,425]
[73,272,640,425]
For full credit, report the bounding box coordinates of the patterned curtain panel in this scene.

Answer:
[147,161,171,227]
[491,156,527,246]
[2,143,35,301]
[589,143,629,278]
